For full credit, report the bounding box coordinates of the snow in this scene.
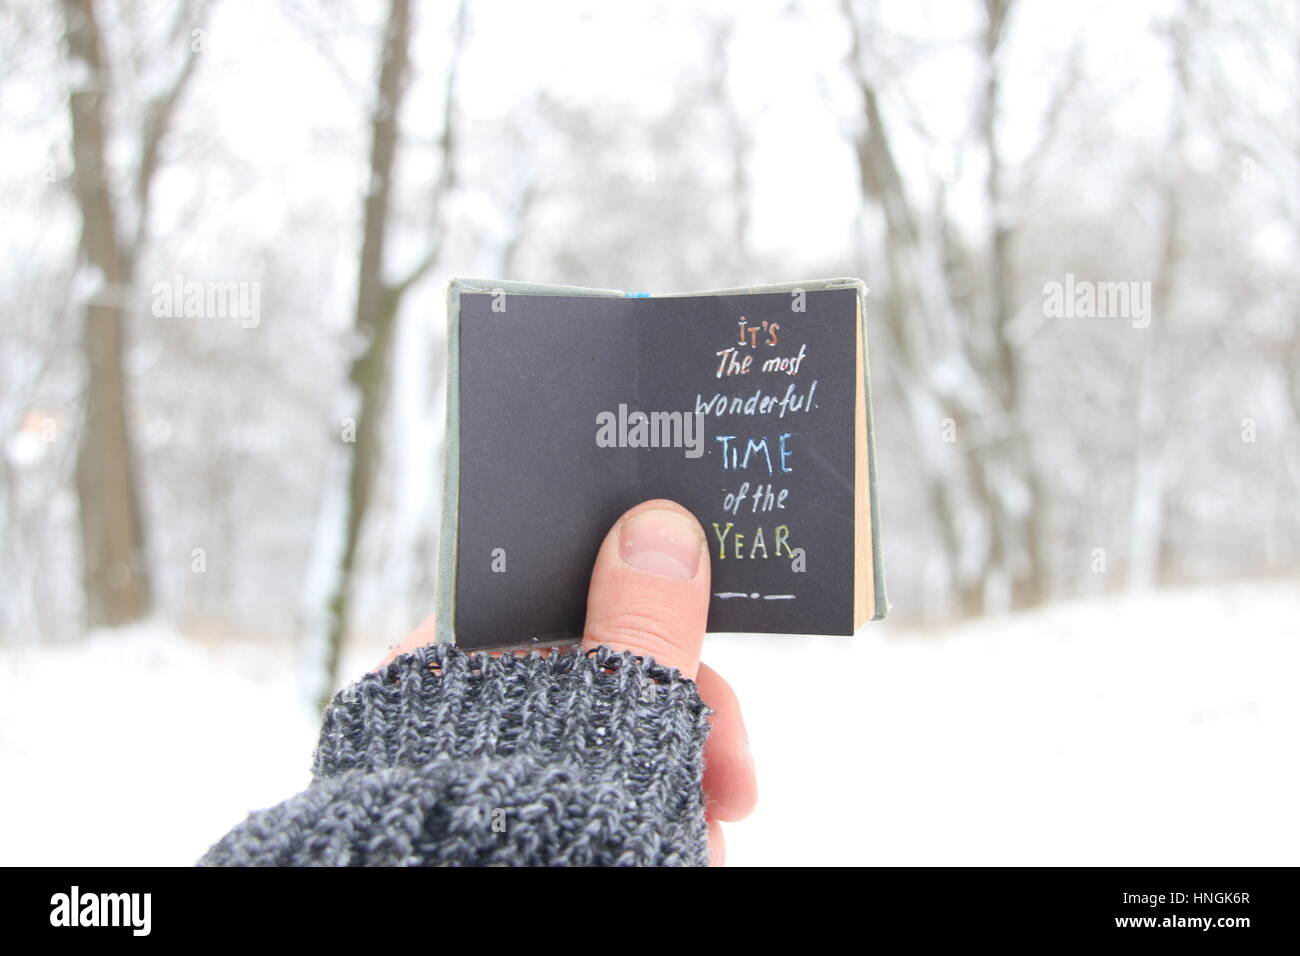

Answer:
[63,55,95,94]
[4,430,46,467]
[70,263,105,305]
[0,581,1295,866]
[712,580,1300,866]
[0,625,319,866]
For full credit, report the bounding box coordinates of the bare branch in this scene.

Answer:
[131,0,213,262]
[389,0,469,300]
[1010,36,1084,205]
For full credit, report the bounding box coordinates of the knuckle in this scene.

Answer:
[585,605,695,662]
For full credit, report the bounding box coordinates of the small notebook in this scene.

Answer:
[435,277,887,652]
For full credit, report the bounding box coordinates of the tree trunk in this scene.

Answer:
[978,0,1048,609]
[1126,6,1189,591]
[319,0,412,708]
[63,0,151,628]
[317,0,467,707]
[843,0,1003,616]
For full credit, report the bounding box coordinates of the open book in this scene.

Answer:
[434,277,887,652]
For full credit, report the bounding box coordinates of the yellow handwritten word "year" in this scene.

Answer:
[711,522,795,560]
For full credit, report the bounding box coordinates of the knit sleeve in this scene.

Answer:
[197,644,713,866]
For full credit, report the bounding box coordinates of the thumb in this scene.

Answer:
[582,499,710,679]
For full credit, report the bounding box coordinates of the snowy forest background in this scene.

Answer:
[1,0,1298,866]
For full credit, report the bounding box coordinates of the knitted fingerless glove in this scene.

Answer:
[198,643,712,866]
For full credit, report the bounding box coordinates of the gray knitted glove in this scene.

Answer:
[198,643,712,866]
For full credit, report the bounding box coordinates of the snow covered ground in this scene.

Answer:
[1,580,1296,866]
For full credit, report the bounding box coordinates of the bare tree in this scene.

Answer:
[705,17,755,276]
[1126,3,1192,590]
[841,0,1059,614]
[974,0,1049,607]
[843,0,996,614]
[61,0,207,628]
[320,0,467,707]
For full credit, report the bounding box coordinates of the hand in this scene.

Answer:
[380,498,757,866]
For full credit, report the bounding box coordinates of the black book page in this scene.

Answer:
[454,287,858,651]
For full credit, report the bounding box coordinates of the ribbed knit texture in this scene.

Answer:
[198,643,712,866]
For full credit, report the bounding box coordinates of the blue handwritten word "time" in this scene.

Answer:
[714,434,794,474]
